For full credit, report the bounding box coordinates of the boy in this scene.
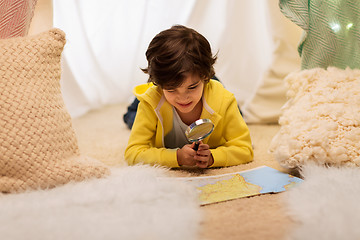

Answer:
[125,25,253,168]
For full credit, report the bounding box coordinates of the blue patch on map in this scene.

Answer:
[240,166,303,193]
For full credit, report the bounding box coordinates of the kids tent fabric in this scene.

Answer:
[280,0,360,70]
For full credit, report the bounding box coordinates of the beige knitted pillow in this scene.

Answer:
[0,28,110,193]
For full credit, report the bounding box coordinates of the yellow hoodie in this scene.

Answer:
[124,80,253,168]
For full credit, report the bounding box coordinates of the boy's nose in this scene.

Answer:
[177,92,189,101]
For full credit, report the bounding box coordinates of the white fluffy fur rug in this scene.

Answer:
[284,164,360,240]
[0,165,201,240]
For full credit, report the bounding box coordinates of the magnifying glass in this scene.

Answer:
[185,119,214,151]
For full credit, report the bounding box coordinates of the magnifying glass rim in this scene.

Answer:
[185,118,214,142]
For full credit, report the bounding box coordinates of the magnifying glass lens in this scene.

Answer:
[185,119,214,150]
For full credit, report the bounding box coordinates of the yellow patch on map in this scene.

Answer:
[197,174,262,205]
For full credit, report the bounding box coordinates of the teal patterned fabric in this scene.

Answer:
[279,0,360,69]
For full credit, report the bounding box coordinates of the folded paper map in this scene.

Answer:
[175,166,303,205]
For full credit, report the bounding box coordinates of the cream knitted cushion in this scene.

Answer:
[270,67,360,168]
[0,28,110,193]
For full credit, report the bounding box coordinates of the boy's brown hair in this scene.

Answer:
[142,25,217,89]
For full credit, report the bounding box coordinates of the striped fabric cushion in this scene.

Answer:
[280,0,360,70]
[0,0,37,38]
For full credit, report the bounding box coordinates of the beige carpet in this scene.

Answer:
[72,103,298,240]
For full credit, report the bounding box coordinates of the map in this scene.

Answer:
[177,166,303,205]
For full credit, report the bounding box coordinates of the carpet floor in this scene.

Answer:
[2,103,358,240]
[72,104,297,240]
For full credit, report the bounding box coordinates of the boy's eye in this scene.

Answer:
[188,84,198,90]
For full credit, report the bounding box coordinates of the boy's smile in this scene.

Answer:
[162,73,204,124]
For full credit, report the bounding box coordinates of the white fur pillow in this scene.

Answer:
[270,67,360,168]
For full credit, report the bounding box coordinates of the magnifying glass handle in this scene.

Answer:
[193,142,200,151]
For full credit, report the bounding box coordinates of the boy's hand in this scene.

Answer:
[194,141,213,168]
[177,142,214,168]
[177,144,197,166]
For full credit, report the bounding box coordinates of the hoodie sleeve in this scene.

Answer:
[210,94,254,167]
[124,100,179,168]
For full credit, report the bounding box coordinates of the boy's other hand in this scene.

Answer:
[194,141,213,168]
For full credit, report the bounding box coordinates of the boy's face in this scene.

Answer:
[162,73,204,115]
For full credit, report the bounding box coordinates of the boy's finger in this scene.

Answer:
[196,161,207,168]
